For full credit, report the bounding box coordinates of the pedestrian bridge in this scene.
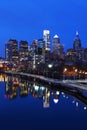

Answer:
[5,71,87,91]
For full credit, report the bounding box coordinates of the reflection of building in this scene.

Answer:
[5,39,19,62]
[43,30,50,52]
[5,77,18,99]
[19,80,28,96]
[43,88,50,108]
[0,74,8,82]
[30,83,45,98]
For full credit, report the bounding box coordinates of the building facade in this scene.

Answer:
[52,34,64,59]
[5,39,19,62]
[43,30,50,52]
[19,41,29,62]
[73,31,82,50]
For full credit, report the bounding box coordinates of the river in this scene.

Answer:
[0,74,87,130]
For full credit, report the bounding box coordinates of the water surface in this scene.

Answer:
[0,74,87,130]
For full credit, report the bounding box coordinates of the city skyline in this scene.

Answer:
[0,32,86,58]
[0,0,87,57]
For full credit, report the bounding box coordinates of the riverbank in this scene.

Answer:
[5,71,87,91]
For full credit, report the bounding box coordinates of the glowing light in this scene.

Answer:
[40,87,45,91]
[53,99,59,104]
[43,30,50,36]
[75,69,78,72]
[56,91,60,95]
[76,31,79,36]
[53,34,59,38]
[48,64,53,68]
[34,85,39,91]
[84,107,87,110]
[76,102,78,107]
[72,100,75,104]
[62,92,64,95]
[63,68,67,72]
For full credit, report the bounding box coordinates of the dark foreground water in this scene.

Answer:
[0,74,87,130]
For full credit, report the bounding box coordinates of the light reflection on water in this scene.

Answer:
[0,74,87,110]
[0,74,87,130]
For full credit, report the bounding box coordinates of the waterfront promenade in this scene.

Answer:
[5,71,87,91]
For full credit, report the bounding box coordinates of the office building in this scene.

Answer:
[43,30,50,52]
[73,31,82,50]
[19,41,29,62]
[5,39,19,62]
[52,34,64,58]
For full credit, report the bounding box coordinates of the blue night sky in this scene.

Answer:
[0,0,87,57]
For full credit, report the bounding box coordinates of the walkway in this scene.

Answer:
[5,71,87,91]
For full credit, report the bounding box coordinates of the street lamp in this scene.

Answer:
[47,64,53,77]
[74,69,78,80]
[63,68,67,80]
[48,64,53,68]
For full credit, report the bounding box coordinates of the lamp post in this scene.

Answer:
[63,68,67,80]
[74,69,78,80]
[48,64,53,78]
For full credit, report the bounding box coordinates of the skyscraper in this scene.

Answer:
[5,39,19,62]
[43,30,50,52]
[52,35,64,57]
[19,41,29,62]
[73,31,82,50]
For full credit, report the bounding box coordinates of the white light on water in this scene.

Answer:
[53,99,59,104]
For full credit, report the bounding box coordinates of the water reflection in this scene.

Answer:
[2,75,87,109]
[5,76,18,99]
[0,74,8,82]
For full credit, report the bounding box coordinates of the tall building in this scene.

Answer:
[52,34,60,53]
[30,39,46,69]
[5,39,19,62]
[43,30,50,52]
[52,35,64,58]
[66,31,85,63]
[37,39,45,55]
[73,31,82,50]
[19,41,29,62]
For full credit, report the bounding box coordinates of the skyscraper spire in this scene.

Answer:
[73,31,81,50]
[76,31,79,36]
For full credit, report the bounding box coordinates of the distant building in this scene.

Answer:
[5,39,19,62]
[52,34,64,59]
[73,31,82,50]
[43,30,50,52]
[66,31,87,64]
[37,39,45,63]
[19,41,29,62]
[30,39,46,69]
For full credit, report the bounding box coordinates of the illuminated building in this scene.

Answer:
[19,40,29,62]
[66,31,87,63]
[52,34,64,58]
[73,31,82,50]
[37,39,45,63]
[43,30,50,52]
[31,39,45,69]
[5,39,19,62]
